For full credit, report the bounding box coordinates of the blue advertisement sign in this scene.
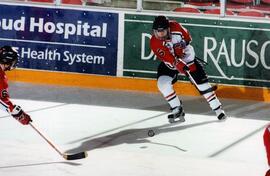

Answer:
[0,4,118,75]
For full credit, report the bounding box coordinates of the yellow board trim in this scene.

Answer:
[7,69,270,102]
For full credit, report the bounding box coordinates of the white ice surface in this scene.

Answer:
[0,84,269,176]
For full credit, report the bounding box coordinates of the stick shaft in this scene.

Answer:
[30,123,63,157]
[186,71,217,94]
[186,71,199,89]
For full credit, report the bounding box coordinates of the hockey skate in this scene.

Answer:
[168,106,185,123]
[215,108,227,121]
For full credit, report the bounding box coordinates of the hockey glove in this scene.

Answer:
[175,59,189,74]
[11,105,32,125]
[187,61,197,72]
[173,42,186,58]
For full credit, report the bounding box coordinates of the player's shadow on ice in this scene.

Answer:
[66,119,218,154]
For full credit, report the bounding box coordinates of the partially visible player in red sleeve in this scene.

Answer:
[150,16,226,123]
[0,46,32,125]
[264,124,270,176]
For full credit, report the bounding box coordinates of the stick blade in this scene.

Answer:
[63,152,88,160]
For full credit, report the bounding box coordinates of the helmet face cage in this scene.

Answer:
[0,46,18,71]
[152,16,170,40]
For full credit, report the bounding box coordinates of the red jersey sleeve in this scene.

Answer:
[150,36,176,67]
[170,21,192,44]
[0,70,14,113]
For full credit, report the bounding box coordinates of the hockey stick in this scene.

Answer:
[195,56,208,65]
[185,70,217,94]
[30,123,87,160]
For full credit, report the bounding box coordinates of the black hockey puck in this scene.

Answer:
[148,130,155,137]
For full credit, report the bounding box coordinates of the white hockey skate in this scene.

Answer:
[168,106,185,123]
[215,108,227,121]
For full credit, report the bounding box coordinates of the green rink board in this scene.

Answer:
[123,14,270,88]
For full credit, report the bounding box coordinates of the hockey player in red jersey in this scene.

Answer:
[150,15,226,123]
[264,124,270,176]
[0,46,32,125]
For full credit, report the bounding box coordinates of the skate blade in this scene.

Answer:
[217,113,228,121]
[168,112,185,124]
[168,117,185,124]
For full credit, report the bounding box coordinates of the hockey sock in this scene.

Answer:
[157,76,181,109]
[197,82,221,111]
